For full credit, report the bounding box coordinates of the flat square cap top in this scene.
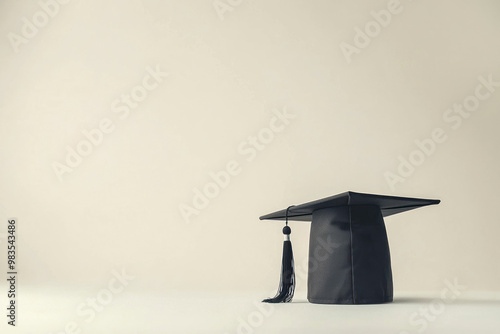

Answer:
[259,191,440,221]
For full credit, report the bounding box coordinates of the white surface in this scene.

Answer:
[0,0,499,295]
[4,289,500,333]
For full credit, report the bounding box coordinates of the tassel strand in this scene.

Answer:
[263,206,295,303]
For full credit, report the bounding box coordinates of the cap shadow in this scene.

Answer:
[287,297,500,306]
[393,297,500,306]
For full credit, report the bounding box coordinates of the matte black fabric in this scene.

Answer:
[308,205,392,304]
[260,191,440,305]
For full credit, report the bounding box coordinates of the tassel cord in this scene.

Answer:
[263,205,295,303]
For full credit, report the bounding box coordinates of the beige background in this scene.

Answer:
[0,0,499,332]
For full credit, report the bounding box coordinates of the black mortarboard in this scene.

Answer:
[260,191,440,304]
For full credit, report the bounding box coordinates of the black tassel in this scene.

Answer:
[263,206,295,303]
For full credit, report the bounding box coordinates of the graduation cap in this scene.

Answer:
[260,191,440,304]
